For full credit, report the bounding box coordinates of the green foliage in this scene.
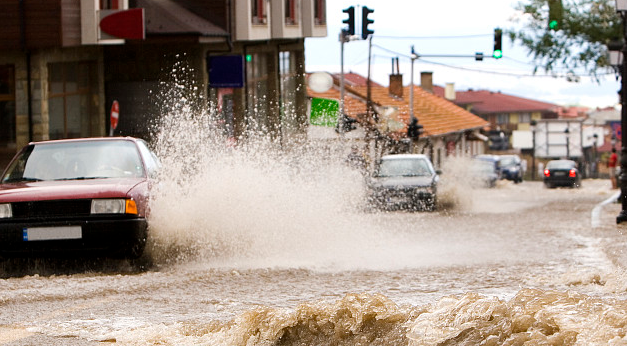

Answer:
[509,0,622,80]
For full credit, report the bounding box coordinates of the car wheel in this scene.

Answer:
[424,197,437,212]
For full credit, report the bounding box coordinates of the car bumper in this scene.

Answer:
[544,177,579,186]
[501,171,520,180]
[0,218,147,258]
[370,189,436,210]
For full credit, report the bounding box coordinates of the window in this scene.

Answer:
[496,113,509,125]
[280,51,298,131]
[246,53,270,132]
[285,0,298,25]
[48,62,96,140]
[0,65,15,149]
[519,113,531,123]
[99,0,119,9]
[314,0,325,25]
[251,0,266,24]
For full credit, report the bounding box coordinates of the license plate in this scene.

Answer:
[388,196,409,204]
[23,226,82,241]
[554,172,566,176]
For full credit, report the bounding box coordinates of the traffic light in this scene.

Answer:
[548,0,563,30]
[407,117,423,139]
[336,114,357,133]
[361,6,374,40]
[493,28,503,59]
[342,6,355,36]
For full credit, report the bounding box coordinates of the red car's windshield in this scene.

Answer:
[1,140,146,183]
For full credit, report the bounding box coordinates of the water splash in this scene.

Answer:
[112,290,627,345]
[142,65,483,270]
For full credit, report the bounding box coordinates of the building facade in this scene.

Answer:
[0,0,326,168]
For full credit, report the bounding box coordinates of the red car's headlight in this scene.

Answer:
[91,199,137,215]
[0,203,12,218]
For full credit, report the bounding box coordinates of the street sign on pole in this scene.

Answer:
[110,100,119,136]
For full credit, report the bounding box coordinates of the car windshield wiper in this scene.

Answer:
[54,176,109,181]
[5,177,44,182]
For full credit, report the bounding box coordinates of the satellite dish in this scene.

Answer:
[308,72,334,93]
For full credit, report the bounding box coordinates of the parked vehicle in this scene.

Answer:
[498,155,523,183]
[368,154,439,211]
[0,137,159,259]
[543,159,581,188]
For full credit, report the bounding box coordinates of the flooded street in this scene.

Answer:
[2,178,627,345]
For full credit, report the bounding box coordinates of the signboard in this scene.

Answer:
[309,98,339,127]
[100,9,145,40]
[209,56,245,88]
[533,120,582,158]
[610,121,622,141]
[110,100,119,136]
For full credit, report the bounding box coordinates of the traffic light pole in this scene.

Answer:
[339,31,346,135]
[617,9,627,224]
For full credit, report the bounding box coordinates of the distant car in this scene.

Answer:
[474,155,501,179]
[470,158,499,188]
[368,154,439,211]
[498,155,523,183]
[0,137,159,259]
[543,159,581,188]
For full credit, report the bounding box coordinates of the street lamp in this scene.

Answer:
[593,133,599,178]
[530,120,537,180]
[564,127,570,159]
[615,0,627,223]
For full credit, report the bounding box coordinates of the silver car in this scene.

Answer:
[368,154,439,211]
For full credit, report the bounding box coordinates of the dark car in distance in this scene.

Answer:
[543,159,581,188]
[368,154,439,211]
[498,155,523,183]
[0,137,159,259]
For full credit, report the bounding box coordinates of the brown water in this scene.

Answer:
[2,77,627,345]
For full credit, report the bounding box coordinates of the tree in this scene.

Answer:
[509,0,622,80]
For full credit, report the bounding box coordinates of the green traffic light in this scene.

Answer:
[493,50,502,59]
[549,19,559,30]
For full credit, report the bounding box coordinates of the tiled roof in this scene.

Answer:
[435,89,559,114]
[308,77,489,139]
[332,72,383,88]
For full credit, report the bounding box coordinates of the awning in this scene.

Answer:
[136,0,230,38]
[469,130,489,142]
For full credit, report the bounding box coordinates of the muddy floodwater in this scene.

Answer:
[2,178,627,345]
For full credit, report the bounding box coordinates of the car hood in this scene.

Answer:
[370,175,436,188]
[0,178,147,202]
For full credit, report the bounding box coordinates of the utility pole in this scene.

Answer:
[409,46,419,153]
[339,30,346,134]
[366,35,373,122]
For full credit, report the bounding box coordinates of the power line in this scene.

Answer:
[375,34,492,40]
[370,43,614,79]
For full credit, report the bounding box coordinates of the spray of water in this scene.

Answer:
[143,64,479,270]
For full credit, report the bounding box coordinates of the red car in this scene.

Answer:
[0,137,159,259]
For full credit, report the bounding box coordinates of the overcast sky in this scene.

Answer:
[304,0,620,109]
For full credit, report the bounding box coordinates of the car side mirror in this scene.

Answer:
[435,169,442,175]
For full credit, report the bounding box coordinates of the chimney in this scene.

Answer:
[420,71,433,94]
[444,83,456,101]
[389,57,403,98]
[389,74,403,98]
